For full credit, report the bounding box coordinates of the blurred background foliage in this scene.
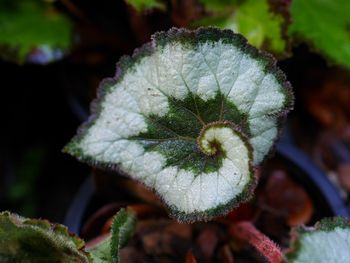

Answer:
[1,0,350,68]
[1,0,350,224]
[0,0,73,64]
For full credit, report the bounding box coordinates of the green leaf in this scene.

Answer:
[89,209,136,263]
[0,211,91,263]
[198,0,239,13]
[0,0,73,64]
[110,209,136,262]
[231,0,286,55]
[65,28,293,222]
[286,217,350,263]
[289,0,350,69]
[124,0,166,12]
[196,0,287,55]
[89,238,112,263]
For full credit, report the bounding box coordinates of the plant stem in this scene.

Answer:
[229,221,283,263]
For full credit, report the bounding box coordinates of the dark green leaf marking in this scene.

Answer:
[130,91,248,174]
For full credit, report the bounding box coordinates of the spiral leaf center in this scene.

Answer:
[197,121,239,157]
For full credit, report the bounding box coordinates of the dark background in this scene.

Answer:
[1,0,349,224]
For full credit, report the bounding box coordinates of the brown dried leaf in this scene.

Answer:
[171,0,205,27]
[139,219,192,258]
[303,69,350,133]
[261,170,314,227]
[218,245,235,263]
[337,164,350,191]
[120,247,147,263]
[142,232,174,255]
[164,222,192,240]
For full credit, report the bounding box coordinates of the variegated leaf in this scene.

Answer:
[65,28,293,222]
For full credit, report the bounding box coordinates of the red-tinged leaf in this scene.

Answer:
[230,221,283,263]
[185,250,198,263]
[101,217,114,234]
[196,227,219,261]
[81,203,127,239]
[100,204,164,234]
[127,204,166,218]
[225,203,255,223]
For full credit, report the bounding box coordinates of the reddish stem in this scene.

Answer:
[229,221,283,263]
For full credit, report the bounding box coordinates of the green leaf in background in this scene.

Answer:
[231,0,286,55]
[6,145,46,217]
[196,0,287,56]
[0,211,91,263]
[124,0,166,12]
[198,0,239,13]
[289,0,350,69]
[89,208,136,263]
[0,0,73,64]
